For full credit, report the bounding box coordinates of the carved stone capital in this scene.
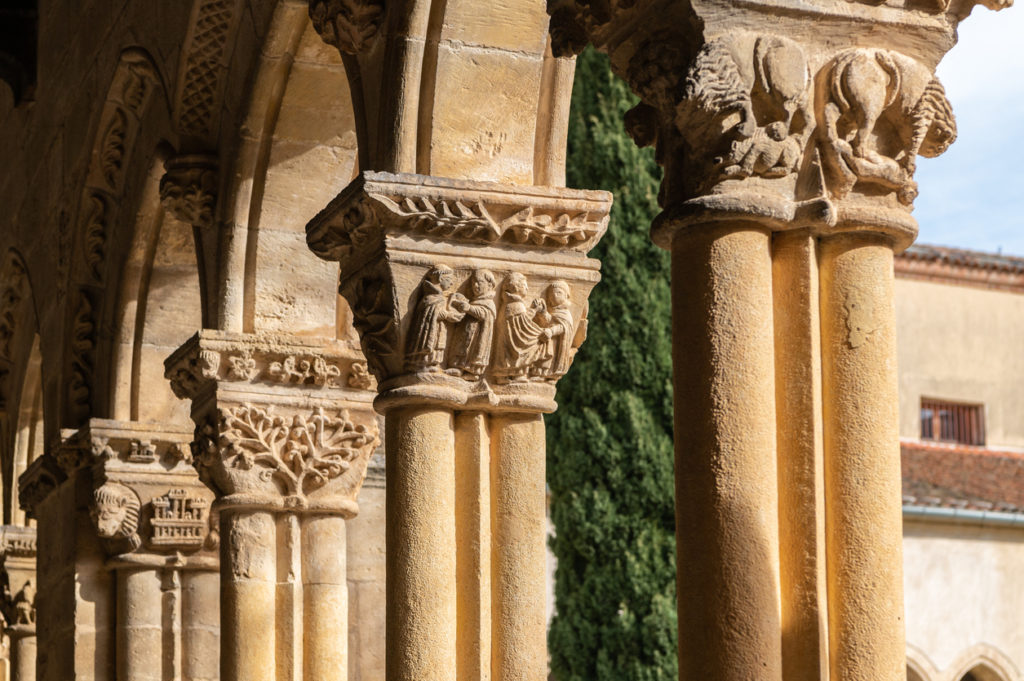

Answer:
[192,403,379,515]
[18,455,64,519]
[308,0,385,55]
[164,331,380,514]
[48,420,219,563]
[550,0,1010,248]
[159,154,218,229]
[306,173,611,413]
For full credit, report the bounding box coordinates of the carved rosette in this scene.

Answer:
[159,154,219,228]
[165,331,375,399]
[306,172,611,413]
[550,0,1010,249]
[165,331,380,514]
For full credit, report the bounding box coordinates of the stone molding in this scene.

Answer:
[165,330,376,401]
[546,1,1010,248]
[165,331,380,514]
[306,172,611,413]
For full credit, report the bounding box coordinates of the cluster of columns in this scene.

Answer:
[18,419,219,681]
[305,173,611,681]
[164,330,380,681]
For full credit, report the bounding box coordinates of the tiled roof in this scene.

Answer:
[902,441,1024,513]
[895,244,1024,293]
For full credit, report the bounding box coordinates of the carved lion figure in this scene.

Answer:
[90,482,142,552]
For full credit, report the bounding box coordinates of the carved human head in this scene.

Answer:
[547,280,570,307]
[90,482,141,539]
[505,272,528,297]
[471,269,496,298]
[429,264,455,291]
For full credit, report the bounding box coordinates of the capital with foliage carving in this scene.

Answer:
[306,172,611,413]
[165,331,380,515]
[547,0,1010,248]
[159,154,219,229]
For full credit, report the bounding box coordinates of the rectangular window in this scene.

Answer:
[920,398,985,446]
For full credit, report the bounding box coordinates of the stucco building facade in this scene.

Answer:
[896,246,1024,681]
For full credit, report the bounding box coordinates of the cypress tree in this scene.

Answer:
[547,46,678,681]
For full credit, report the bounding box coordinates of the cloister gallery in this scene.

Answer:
[0,0,1014,680]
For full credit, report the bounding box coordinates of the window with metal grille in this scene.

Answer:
[920,398,985,446]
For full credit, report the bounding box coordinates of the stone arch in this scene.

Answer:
[62,47,170,426]
[907,645,941,681]
[948,645,1020,681]
[231,2,361,338]
[108,147,203,425]
[0,249,43,525]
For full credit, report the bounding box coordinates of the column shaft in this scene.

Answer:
[181,570,219,681]
[820,235,905,681]
[454,412,491,681]
[9,633,35,681]
[222,511,276,681]
[772,231,829,681]
[386,408,457,681]
[670,225,782,681]
[117,569,163,681]
[490,414,546,681]
[302,515,348,681]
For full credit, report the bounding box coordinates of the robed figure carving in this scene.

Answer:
[494,272,547,383]
[536,280,575,380]
[448,269,497,379]
[406,264,465,372]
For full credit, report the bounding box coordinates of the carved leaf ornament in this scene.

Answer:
[218,405,376,501]
[375,195,603,248]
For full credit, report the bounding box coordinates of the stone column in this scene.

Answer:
[165,331,380,681]
[77,421,220,681]
[545,1,1009,678]
[0,527,36,681]
[18,420,220,681]
[305,173,611,681]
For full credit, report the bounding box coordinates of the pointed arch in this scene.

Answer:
[0,248,44,525]
[108,147,203,424]
[948,644,1020,681]
[62,47,171,425]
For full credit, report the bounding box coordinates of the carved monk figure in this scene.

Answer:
[535,280,575,380]
[447,269,497,380]
[405,264,465,372]
[493,272,546,383]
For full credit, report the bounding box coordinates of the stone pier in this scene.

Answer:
[306,173,612,681]
[165,331,379,681]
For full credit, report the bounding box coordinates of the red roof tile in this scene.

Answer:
[901,441,1024,512]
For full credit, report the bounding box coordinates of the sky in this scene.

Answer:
[912,6,1024,255]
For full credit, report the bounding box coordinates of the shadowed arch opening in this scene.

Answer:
[110,148,203,425]
[8,333,42,526]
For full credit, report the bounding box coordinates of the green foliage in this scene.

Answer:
[547,47,678,681]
